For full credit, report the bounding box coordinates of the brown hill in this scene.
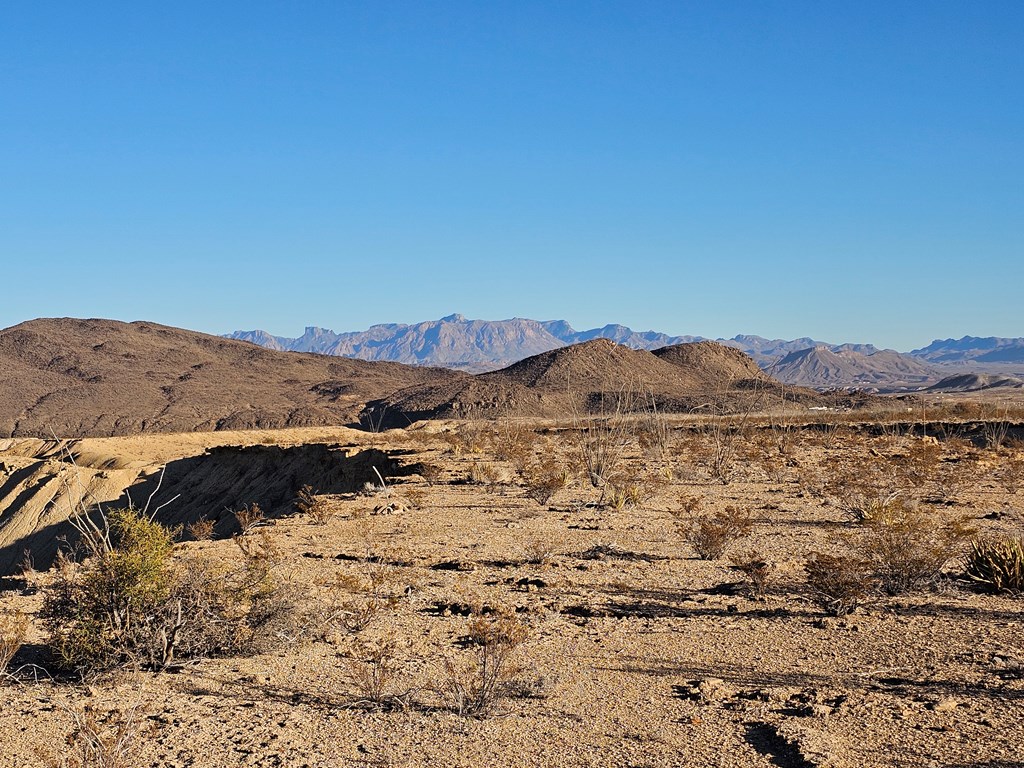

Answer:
[0,318,463,438]
[770,346,939,390]
[368,339,817,426]
[927,372,1024,392]
[652,340,766,385]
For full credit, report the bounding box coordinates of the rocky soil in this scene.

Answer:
[0,419,1021,767]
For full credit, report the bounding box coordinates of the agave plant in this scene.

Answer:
[964,537,1024,594]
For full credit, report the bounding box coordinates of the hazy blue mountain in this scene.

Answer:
[227,315,1023,387]
[911,336,1024,364]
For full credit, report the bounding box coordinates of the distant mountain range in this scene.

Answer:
[226,315,1024,391]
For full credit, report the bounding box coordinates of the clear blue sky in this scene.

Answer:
[2,1,1021,350]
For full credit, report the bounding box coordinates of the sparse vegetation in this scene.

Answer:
[42,504,297,672]
[438,609,530,717]
[730,550,773,599]
[678,506,753,560]
[233,502,266,534]
[295,485,333,525]
[0,611,28,676]
[186,517,215,541]
[345,640,412,710]
[804,552,877,616]
[852,498,974,594]
[45,699,152,768]
[519,457,568,505]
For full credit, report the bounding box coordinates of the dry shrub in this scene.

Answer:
[730,551,773,599]
[491,421,538,468]
[570,393,632,489]
[822,454,901,522]
[677,494,702,515]
[522,537,557,565]
[233,503,265,534]
[438,610,530,717]
[519,457,569,506]
[805,553,876,616]
[746,430,791,484]
[679,506,753,560]
[605,468,669,511]
[443,424,489,455]
[636,402,673,461]
[964,536,1024,594]
[186,518,215,541]
[893,438,943,490]
[795,465,830,499]
[468,461,502,488]
[417,463,443,486]
[993,454,1024,495]
[700,407,757,485]
[45,700,153,768]
[853,499,975,595]
[295,485,333,525]
[345,640,413,710]
[403,487,427,509]
[0,611,28,676]
[321,565,405,634]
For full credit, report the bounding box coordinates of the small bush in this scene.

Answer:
[964,536,1024,594]
[522,537,557,565]
[680,506,753,560]
[43,508,295,672]
[730,550,773,599]
[322,565,405,634]
[417,463,442,486]
[805,553,876,616]
[468,462,502,488]
[0,611,28,676]
[854,499,974,594]
[295,485,333,526]
[993,455,1024,495]
[491,422,538,468]
[605,469,669,511]
[45,699,152,768]
[345,640,411,710]
[519,458,568,506]
[439,610,530,717]
[186,518,215,541]
[233,503,265,534]
[43,508,175,670]
[677,494,702,515]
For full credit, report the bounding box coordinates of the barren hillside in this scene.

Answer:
[0,318,464,438]
[368,339,821,427]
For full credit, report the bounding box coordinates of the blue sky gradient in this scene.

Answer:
[2,1,1021,349]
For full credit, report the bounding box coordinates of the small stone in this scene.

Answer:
[697,677,734,702]
[930,697,959,713]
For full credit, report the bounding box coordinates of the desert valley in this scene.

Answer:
[0,317,1020,767]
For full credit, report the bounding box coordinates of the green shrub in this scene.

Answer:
[42,507,296,672]
[964,537,1024,594]
[43,508,175,670]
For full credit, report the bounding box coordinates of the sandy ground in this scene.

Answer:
[0,421,1021,767]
